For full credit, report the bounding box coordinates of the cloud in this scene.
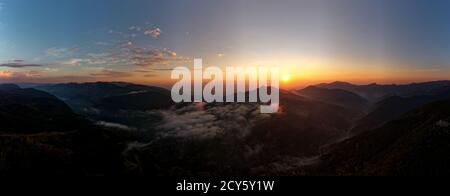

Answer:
[90,69,132,78]
[59,53,125,66]
[134,69,157,77]
[60,58,86,66]
[0,70,42,79]
[124,44,182,67]
[129,26,142,32]
[0,71,12,78]
[156,103,270,140]
[99,25,185,68]
[25,70,42,77]
[144,28,162,38]
[57,47,180,68]
[27,75,105,83]
[0,71,139,83]
[0,61,45,68]
[217,53,226,58]
[108,30,123,35]
[54,25,181,70]
[46,47,79,57]
[44,68,59,72]
[96,121,135,131]
[143,74,157,78]
[94,42,110,46]
[134,69,154,73]
[149,67,184,71]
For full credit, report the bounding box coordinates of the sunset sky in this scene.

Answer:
[1,0,450,89]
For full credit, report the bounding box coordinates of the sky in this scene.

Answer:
[1,0,450,89]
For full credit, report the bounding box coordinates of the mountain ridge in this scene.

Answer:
[318,98,450,176]
[296,86,369,114]
[313,80,450,102]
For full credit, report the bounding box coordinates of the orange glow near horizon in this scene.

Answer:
[2,56,449,91]
[126,59,450,90]
[282,75,290,82]
[0,71,12,78]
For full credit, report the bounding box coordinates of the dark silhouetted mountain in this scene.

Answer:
[296,86,369,113]
[45,82,168,98]
[245,90,361,163]
[97,91,174,111]
[319,98,450,176]
[316,81,356,90]
[0,86,129,175]
[351,86,450,134]
[2,80,449,176]
[316,80,450,102]
[0,84,21,91]
[35,82,171,112]
[31,82,173,131]
[121,89,363,176]
[0,88,89,134]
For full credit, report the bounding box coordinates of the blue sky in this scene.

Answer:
[1,0,450,86]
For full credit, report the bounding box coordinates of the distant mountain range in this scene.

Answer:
[0,84,22,91]
[0,80,449,176]
[0,85,125,175]
[351,86,450,134]
[0,85,86,133]
[298,80,450,134]
[33,82,173,111]
[27,82,174,127]
[296,86,369,114]
[246,90,361,159]
[319,99,450,175]
[315,80,450,102]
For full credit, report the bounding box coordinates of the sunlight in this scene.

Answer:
[0,71,12,78]
[282,74,290,82]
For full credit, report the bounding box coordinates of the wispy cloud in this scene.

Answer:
[128,46,178,67]
[57,42,183,69]
[0,60,45,68]
[60,58,86,66]
[90,69,132,78]
[46,47,80,57]
[128,26,142,32]
[156,103,269,139]
[134,69,157,77]
[0,71,12,78]
[0,70,42,79]
[0,74,101,83]
[143,74,157,78]
[108,29,123,35]
[50,24,183,79]
[114,40,185,67]
[134,69,154,73]
[94,42,111,46]
[96,121,136,131]
[25,70,42,77]
[144,28,162,38]
[59,52,124,66]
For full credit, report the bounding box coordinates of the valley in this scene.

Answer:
[0,80,449,175]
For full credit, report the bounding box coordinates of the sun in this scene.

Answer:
[282,75,290,82]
